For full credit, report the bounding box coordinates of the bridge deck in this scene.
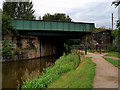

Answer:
[11,19,95,32]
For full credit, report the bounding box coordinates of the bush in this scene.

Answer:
[111,29,120,52]
[107,45,118,52]
[1,39,14,57]
[64,39,81,54]
[22,53,80,88]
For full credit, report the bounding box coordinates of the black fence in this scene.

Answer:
[72,44,108,55]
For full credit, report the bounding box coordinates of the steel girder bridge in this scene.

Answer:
[11,19,95,39]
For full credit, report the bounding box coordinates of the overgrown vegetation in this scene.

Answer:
[104,58,120,68]
[65,39,81,54]
[91,27,108,33]
[110,29,120,52]
[1,39,14,57]
[22,52,80,88]
[2,13,18,36]
[48,56,96,88]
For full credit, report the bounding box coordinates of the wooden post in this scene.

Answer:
[106,45,107,51]
[96,45,98,51]
[99,45,101,54]
[78,47,81,60]
[85,45,87,55]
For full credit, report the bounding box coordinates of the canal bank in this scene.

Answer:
[22,52,80,88]
[48,55,96,88]
[22,52,96,88]
[2,55,60,88]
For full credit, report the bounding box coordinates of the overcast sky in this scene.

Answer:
[118,6,120,29]
[0,0,119,29]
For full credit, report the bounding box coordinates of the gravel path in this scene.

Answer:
[84,52,119,88]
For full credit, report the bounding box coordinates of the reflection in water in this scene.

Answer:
[2,55,59,88]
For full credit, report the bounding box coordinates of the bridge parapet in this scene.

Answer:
[11,19,95,32]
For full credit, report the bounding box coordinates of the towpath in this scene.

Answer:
[81,51,119,88]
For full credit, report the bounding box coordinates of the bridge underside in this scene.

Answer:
[8,30,90,59]
[19,30,91,39]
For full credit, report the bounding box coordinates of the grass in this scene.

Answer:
[105,52,120,58]
[81,52,84,55]
[22,53,80,88]
[48,56,96,88]
[104,58,120,68]
[87,49,106,53]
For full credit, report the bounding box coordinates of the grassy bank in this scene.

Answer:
[105,52,120,58]
[48,56,96,88]
[22,53,80,88]
[104,58,120,68]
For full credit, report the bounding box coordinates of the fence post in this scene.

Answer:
[78,47,81,60]
[106,45,107,51]
[99,45,101,54]
[85,45,87,55]
[96,45,98,51]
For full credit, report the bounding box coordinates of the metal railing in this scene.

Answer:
[72,44,108,54]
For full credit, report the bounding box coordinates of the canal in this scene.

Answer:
[2,55,60,88]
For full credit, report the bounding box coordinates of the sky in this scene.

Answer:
[0,0,119,29]
[118,6,120,20]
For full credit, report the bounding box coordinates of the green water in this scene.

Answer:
[2,56,59,88]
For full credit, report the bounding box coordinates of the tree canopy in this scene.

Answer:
[112,0,120,29]
[2,0,35,35]
[111,29,120,52]
[2,13,18,36]
[3,0,36,19]
[42,13,72,22]
[116,20,120,28]
[112,0,120,7]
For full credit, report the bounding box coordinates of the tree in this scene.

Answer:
[3,0,36,19]
[42,13,72,22]
[116,20,120,28]
[1,13,19,58]
[1,39,13,57]
[2,13,18,36]
[38,16,41,20]
[65,39,81,54]
[111,29,120,52]
[112,0,120,29]
[112,0,120,7]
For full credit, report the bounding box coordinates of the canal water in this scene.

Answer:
[2,55,60,88]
